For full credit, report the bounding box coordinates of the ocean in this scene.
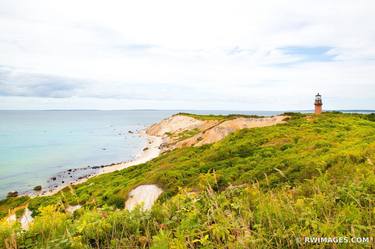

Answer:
[0,109,372,199]
[0,110,178,198]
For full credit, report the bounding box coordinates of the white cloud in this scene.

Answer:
[0,0,374,110]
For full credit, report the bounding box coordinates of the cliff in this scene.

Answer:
[147,113,287,151]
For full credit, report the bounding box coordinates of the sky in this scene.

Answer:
[0,0,374,110]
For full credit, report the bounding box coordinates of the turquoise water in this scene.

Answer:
[0,110,176,198]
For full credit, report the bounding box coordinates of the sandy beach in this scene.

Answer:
[100,131,163,174]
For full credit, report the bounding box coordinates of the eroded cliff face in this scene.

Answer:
[146,114,206,137]
[146,114,287,152]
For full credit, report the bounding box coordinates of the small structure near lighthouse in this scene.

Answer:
[314,93,323,114]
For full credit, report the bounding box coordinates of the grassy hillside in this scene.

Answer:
[177,112,263,121]
[1,113,374,248]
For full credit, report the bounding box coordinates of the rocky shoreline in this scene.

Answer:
[8,130,163,198]
[22,162,122,196]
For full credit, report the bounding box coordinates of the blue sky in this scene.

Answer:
[0,0,374,110]
[279,47,335,63]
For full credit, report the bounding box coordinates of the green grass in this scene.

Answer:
[1,112,374,248]
[177,112,263,121]
[0,196,29,218]
[165,128,201,141]
[172,128,201,141]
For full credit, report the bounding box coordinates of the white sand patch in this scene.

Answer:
[66,205,81,214]
[6,214,16,223]
[125,184,163,211]
[20,208,33,230]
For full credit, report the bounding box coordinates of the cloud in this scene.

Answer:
[0,67,83,98]
[0,67,224,102]
[0,0,374,110]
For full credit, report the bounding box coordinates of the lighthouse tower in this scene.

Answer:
[314,93,323,114]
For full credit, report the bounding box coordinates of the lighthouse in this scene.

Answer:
[314,93,323,114]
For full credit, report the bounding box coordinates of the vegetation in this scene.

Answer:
[0,196,29,219]
[166,128,201,142]
[1,113,374,248]
[177,112,263,121]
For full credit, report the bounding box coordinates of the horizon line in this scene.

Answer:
[0,109,374,112]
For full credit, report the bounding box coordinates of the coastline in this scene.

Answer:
[36,130,163,197]
[11,113,285,199]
